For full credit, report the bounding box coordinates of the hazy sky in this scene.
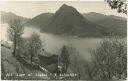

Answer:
[1,1,126,18]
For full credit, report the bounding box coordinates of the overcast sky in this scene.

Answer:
[1,1,126,18]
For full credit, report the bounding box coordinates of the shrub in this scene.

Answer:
[90,36,127,80]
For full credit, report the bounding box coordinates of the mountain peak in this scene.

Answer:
[61,4,68,7]
[60,4,72,8]
[57,4,77,13]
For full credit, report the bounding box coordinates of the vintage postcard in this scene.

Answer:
[0,1,127,80]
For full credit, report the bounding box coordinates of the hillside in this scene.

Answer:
[84,12,126,22]
[26,13,53,28]
[96,16,126,36]
[1,11,30,24]
[84,12,127,36]
[1,46,49,80]
[83,12,108,22]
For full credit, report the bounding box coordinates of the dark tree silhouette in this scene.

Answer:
[28,32,42,64]
[59,46,70,73]
[8,19,24,55]
[106,0,127,14]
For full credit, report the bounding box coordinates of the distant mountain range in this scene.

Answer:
[1,4,127,37]
[84,12,127,36]
[84,12,126,22]
[1,11,30,24]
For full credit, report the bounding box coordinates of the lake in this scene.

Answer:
[22,27,102,61]
[1,24,102,61]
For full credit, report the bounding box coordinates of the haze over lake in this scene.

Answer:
[23,25,102,61]
[1,23,102,61]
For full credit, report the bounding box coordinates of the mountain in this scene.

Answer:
[96,16,127,36]
[26,13,54,28]
[83,12,108,22]
[1,11,30,24]
[41,4,104,37]
[26,4,126,37]
[84,12,127,36]
[84,12,126,22]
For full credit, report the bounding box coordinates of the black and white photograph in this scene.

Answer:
[0,0,127,80]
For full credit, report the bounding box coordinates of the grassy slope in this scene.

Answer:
[1,46,49,80]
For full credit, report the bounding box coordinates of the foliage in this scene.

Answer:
[90,36,127,80]
[106,0,127,14]
[65,37,127,80]
[28,32,42,63]
[7,19,24,54]
[66,45,91,79]
[17,38,30,58]
[8,19,24,44]
[17,32,43,64]
[59,46,70,73]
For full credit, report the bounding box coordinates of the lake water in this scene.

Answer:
[1,24,102,61]
[22,27,102,61]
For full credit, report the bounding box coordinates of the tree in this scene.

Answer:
[106,0,127,14]
[59,46,70,73]
[18,38,30,58]
[67,46,90,79]
[90,36,127,80]
[28,32,42,64]
[59,45,93,79]
[7,19,24,55]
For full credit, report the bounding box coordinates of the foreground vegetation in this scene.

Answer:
[89,36,127,80]
[65,36,127,80]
